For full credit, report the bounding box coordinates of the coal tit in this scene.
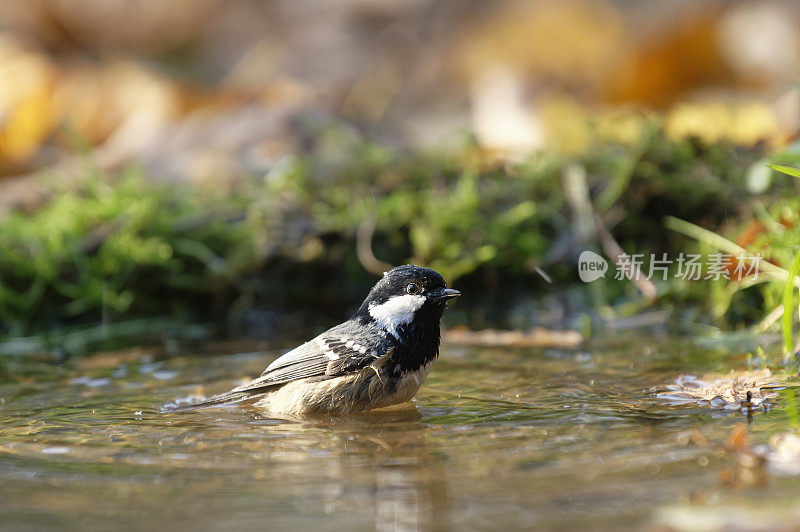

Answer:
[175,265,460,415]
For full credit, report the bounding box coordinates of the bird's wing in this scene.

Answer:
[229,324,391,394]
[164,324,392,411]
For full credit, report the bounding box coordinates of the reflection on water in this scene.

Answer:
[1,336,800,530]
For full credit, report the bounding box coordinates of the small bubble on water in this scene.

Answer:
[152,370,179,381]
[42,447,69,455]
[70,377,111,388]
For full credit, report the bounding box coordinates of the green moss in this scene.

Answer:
[0,121,776,347]
[0,169,263,336]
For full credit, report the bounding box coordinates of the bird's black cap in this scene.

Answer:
[362,265,448,305]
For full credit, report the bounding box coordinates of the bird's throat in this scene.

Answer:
[392,318,442,373]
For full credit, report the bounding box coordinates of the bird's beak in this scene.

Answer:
[431,287,461,301]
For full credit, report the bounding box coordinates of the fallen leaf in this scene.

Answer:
[656,369,786,412]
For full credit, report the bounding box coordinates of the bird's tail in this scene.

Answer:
[162,390,260,413]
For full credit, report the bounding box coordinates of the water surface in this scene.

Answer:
[1,335,799,531]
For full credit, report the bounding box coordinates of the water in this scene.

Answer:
[1,335,800,531]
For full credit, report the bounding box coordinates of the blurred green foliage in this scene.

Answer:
[663,160,800,337]
[2,120,795,346]
[0,171,263,336]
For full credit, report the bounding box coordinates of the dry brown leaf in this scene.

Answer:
[0,36,57,167]
[656,369,784,412]
[726,423,750,452]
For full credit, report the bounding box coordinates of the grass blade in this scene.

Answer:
[664,216,792,283]
[768,164,800,179]
[783,249,800,356]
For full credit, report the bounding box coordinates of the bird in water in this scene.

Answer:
[170,265,460,415]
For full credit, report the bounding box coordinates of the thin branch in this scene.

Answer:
[594,213,657,299]
[356,214,393,275]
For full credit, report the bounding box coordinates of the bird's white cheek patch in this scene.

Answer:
[368,294,425,338]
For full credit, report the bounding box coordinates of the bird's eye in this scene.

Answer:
[406,283,419,294]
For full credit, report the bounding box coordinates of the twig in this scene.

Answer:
[757,304,784,333]
[563,163,656,299]
[594,213,657,299]
[356,213,393,275]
